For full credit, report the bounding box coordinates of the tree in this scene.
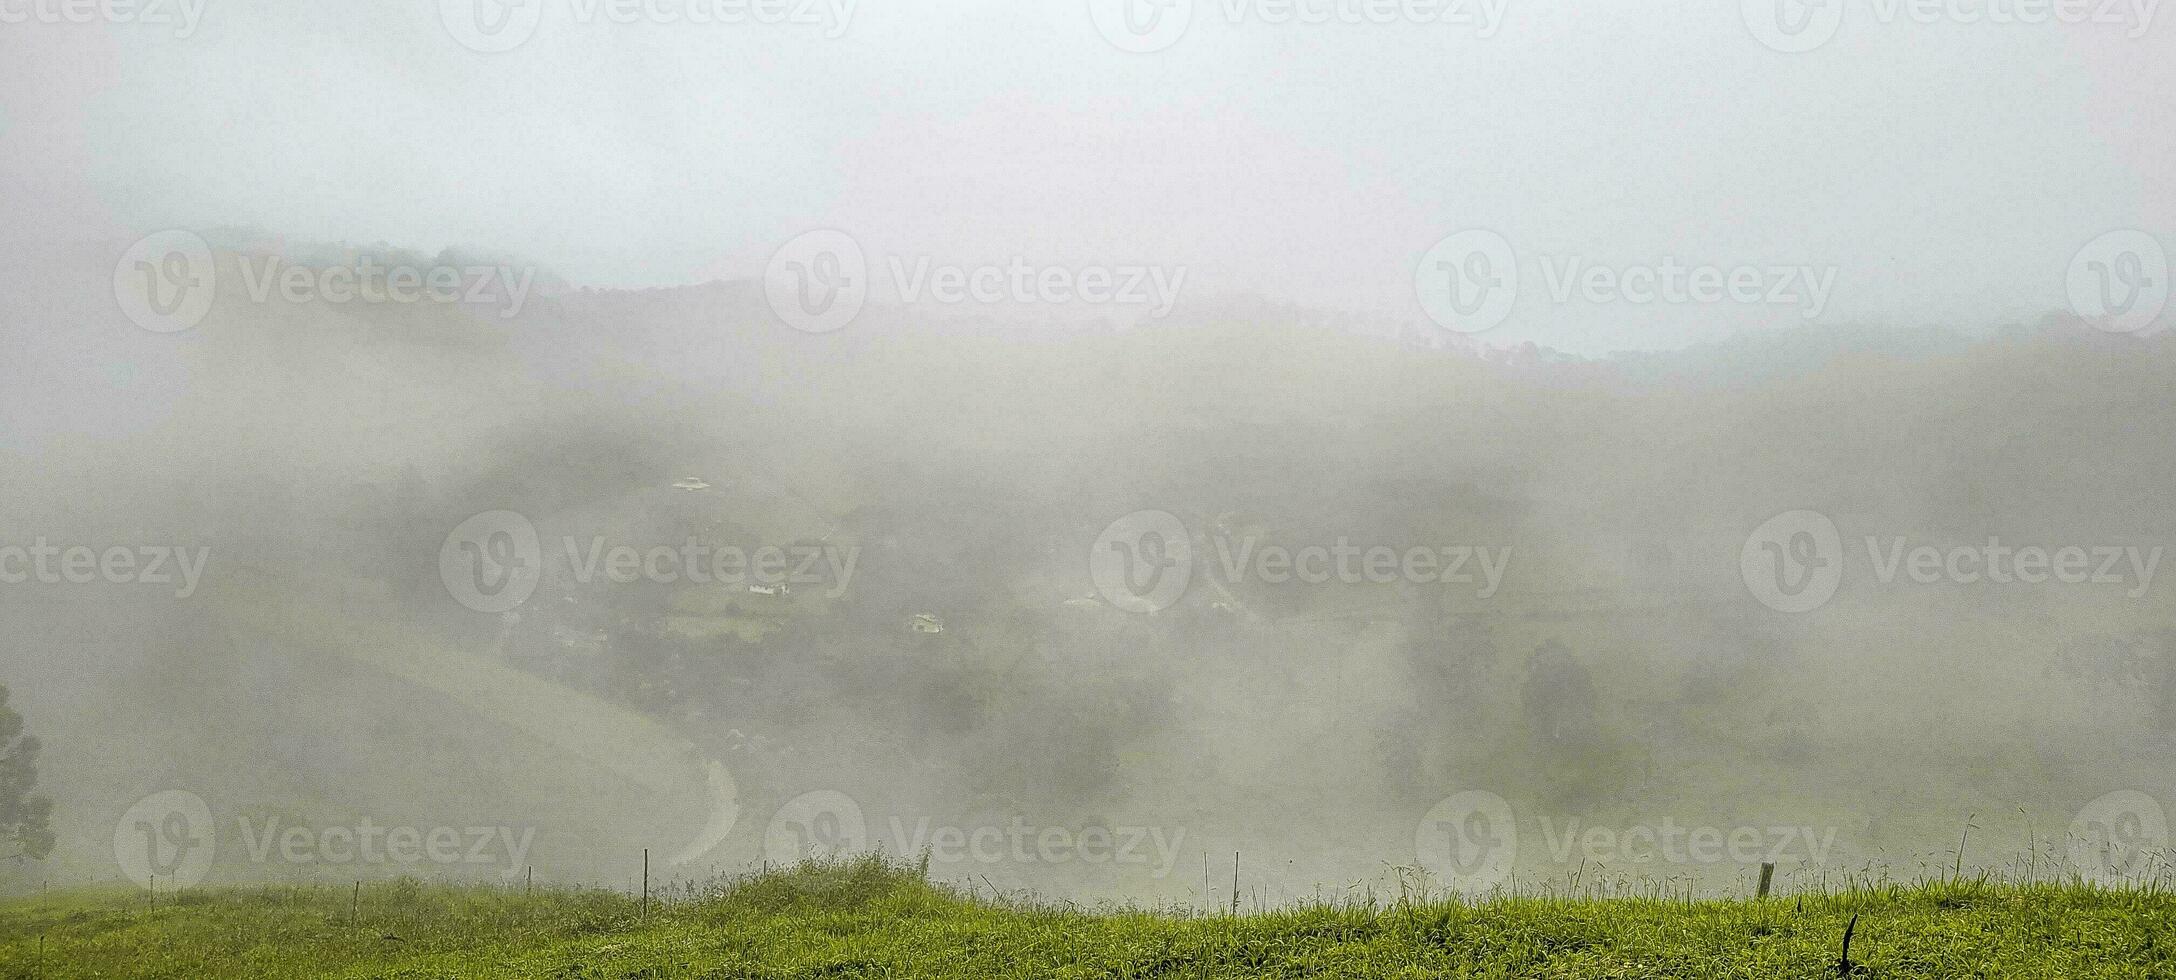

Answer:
[2048,629,2176,733]
[1521,640,1598,748]
[0,685,54,862]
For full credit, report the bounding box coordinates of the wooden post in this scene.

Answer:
[351,881,360,928]
[1757,862,1776,899]
[641,849,650,921]
[1230,852,1240,916]
[526,866,532,898]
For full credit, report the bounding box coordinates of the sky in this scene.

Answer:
[2,0,2171,353]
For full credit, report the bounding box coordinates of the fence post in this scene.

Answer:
[1231,852,1240,916]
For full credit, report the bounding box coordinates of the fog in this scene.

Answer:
[1,0,2173,905]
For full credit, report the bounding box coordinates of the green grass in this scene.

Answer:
[3,856,2174,978]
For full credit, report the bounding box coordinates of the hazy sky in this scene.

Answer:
[3,0,2169,352]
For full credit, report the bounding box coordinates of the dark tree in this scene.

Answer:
[1521,640,1599,748]
[0,685,54,862]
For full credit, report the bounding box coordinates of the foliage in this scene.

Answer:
[0,686,52,863]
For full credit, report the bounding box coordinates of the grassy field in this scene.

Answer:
[2,857,2172,978]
